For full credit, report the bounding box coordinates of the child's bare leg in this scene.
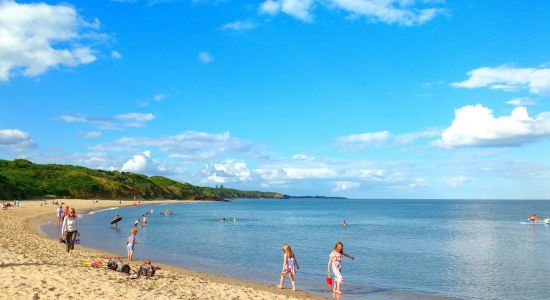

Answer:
[290,273,296,291]
[277,272,286,288]
[334,283,342,294]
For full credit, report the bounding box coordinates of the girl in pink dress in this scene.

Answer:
[277,244,300,291]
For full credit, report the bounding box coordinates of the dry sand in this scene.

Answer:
[0,199,325,300]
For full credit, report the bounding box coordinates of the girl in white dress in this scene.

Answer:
[327,241,354,294]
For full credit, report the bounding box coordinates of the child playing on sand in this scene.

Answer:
[327,241,354,294]
[277,244,300,291]
[127,228,138,261]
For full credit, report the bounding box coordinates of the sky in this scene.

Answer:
[1,0,550,199]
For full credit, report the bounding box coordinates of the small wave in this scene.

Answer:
[89,207,119,215]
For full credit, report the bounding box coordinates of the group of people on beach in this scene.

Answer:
[277,241,354,294]
[52,202,355,294]
[112,207,155,261]
[1,200,19,210]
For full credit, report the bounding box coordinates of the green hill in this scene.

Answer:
[0,159,285,200]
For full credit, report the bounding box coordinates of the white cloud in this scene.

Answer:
[77,131,102,138]
[111,51,122,59]
[259,0,444,25]
[260,0,281,15]
[328,0,443,25]
[292,154,313,160]
[259,0,314,21]
[219,21,257,31]
[444,176,469,188]
[338,129,441,149]
[452,65,550,95]
[0,129,35,149]
[121,150,151,173]
[394,129,441,144]
[198,51,214,64]
[436,104,550,148]
[332,181,360,192]
[91,131,255,161]
[357,169,384,179]
[0,1,101,81]
[506,97,535,106]
[202,159,252,183]
[337,130,390,148]
[138,93,166,107]
[60,112,155,129]
[153,93,165,101]
[408,178,427,187]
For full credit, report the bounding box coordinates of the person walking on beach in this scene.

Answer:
[127,228,138,261]
[278,244,300,291]
[63,206,70,219]
[61,208,79,255]
[56,205,63,224]
[327,241,354,294]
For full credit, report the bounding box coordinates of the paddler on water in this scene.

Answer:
[528,213,539,222]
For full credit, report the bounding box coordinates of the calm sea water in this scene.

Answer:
[43,199,550,299]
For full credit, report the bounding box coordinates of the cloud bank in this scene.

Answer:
[452,65,550,95]
[60,112,155,129]
[259,0,444,25]
[0,129,35,149]
[0,1,101,81]
[436,105,550,148]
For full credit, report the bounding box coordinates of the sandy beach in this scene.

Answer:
[0,200,323,300]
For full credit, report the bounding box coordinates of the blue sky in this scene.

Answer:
[1,0,550,199]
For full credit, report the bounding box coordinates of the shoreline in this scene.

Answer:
[1,199,325,299]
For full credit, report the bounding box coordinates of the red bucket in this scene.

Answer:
[326,276,333,285]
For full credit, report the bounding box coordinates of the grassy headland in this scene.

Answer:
[0,159,284,200]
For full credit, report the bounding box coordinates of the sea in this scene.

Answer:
[42,198,550,300]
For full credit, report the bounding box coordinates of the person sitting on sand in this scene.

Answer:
[278,244,300,291]
[127,228,138,261]
[528,214,539,222]
[61,208,79,255]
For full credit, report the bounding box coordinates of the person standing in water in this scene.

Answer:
[112,213,121,227]
[127,228,138,261]
[277,244,300,291]
[327,241,354,294]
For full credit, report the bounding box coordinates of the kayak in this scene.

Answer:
[520,221,548,225]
